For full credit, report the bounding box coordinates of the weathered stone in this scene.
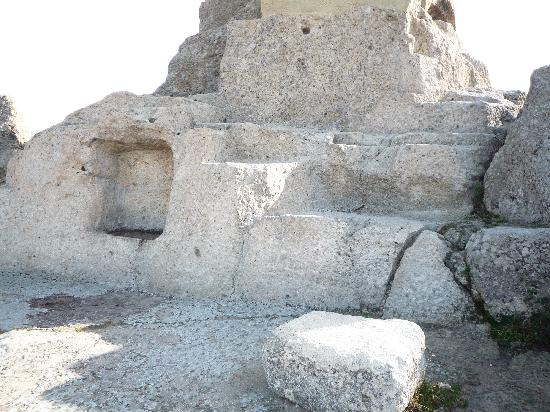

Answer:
[237,214,425,309]
[0,93,225,289]
[0,95,509,302]
[466,227,550,320]
[156,0,260,96]
[0,96,25,184]
[383,231,473,325]
[484,65,550,224]
[219,6,518,133]
[201,0,261,32]
[271,131,501,220]
[263,312,426,412]
[155,28,227,97]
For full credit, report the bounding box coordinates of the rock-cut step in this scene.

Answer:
[189,123,503,221]
[234,212,426,311]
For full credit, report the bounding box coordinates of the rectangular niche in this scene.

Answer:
[97,140,174,240]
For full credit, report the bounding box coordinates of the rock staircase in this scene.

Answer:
[0,1,525,322]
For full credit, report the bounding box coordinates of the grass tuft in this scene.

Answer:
[406,381,466,412]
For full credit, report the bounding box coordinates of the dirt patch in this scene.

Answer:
[29,292,164,328]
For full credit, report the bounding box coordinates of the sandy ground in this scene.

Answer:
[1,272,549,412]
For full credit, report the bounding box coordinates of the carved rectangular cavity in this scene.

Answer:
[98,140,174,239]
[261,0,411,17]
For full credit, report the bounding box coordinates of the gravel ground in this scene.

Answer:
[1,272,549,411]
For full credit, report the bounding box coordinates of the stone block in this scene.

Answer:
[484,65,550,224]
[263,311,426,412]
[383,231,473,325]
[466,227,550,320]
[236,213,424,309]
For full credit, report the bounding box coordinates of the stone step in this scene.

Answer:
[185,124,501,220]
[235,212,426,310]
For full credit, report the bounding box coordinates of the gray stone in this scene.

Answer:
[1,98,504,303]
[237,214,425,310]
[383,231,473,325]
[466,227,550,320]
[200,0,260,32]
[156,0,260,96]
[155,28,227,97]
[2,274,550,411]
[219,6,519,133]
[484,65,550,224]
[263,311,425,412]
[0,96,25,184]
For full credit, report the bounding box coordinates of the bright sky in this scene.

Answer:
[1,0,549,135]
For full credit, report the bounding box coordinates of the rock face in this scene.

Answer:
[383,231,473,325]
[237,214,424,309]
[484,65,550,224]
[0,0,525,319]
[156,0,260,96]
[466,227,550,320]
[0,96,24,184]
[263,312,426,412]
[220,3,519,133]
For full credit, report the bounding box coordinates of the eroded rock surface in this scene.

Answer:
[156,0,260,96]
[383,231,473,325]
[220,5,519,133]
[466,227,550,321]
[0,1,529,323]
[263,312,426,412]
[485,65,550,224]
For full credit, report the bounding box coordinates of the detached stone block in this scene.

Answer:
[263,312,426,412]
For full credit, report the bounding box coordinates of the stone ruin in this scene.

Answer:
[0,1,549,410]
[0,0,526,310]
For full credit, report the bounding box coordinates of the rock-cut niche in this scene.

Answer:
[95,139,174,240]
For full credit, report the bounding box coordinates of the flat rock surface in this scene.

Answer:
[1,273,549,411]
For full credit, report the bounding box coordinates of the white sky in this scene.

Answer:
[1,0,549,135]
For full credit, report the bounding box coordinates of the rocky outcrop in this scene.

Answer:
[156,0,260,96]
[484,65,550,224]
[263,312,425,412]
[466,227,550,321]
[383,231,473,325]
[220,4,519,133]
[0,96,24,184]
[0,0,525,319]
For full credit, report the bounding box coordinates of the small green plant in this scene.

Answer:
[490,322,529,346]
[487,312,550,350]
[406,381,466,412]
